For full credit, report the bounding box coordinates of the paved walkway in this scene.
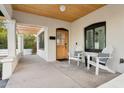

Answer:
[6,55,120,88]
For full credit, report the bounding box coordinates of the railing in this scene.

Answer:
[23,49,32,55]
[0,49,33,57]
[0,52,22,80]
[0,49,8,57]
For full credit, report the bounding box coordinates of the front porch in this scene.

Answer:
[5,55,119,88]
[0,4,124,88]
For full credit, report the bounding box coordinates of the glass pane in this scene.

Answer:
[57,32,65,45]
[39,32,44,49]
[86,29,94,49]
[95,26,105,49]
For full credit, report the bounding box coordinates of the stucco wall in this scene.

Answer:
[70,4,124,73]
[36,27,49,61]
[13,11,71,61]
[13,5,124,73]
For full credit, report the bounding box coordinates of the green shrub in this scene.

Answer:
[24,34,36,49]
[0,20,7,49]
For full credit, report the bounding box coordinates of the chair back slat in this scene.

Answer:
[102,46,113,55]
[99,46,114,65]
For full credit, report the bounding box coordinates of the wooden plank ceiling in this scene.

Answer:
[12,4,105,22]
[16,24,42,34]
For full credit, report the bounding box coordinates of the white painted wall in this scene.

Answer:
[70,5,124,73]
[13,11,71,61]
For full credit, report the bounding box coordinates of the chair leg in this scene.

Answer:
[95,58,99,75]
[95,66,99,75]
[87,63,90,70]
[68,59,71,64]
[87,55,90,70]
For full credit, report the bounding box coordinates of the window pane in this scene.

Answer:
[57,31,65,45]
[85,22,106,52]
[86,29,94,49]
[39,32,44,49]
[95,26,105,50]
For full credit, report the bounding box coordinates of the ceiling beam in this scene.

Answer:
[16,24,41,35]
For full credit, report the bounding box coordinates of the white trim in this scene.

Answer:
[36,27,49,61]
[37,27,48,36]
[0,4,12,20]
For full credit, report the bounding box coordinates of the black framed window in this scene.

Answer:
[84,22,106,52]
[39,32,45,50]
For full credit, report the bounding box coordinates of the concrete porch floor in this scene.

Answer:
[6,55,120,88]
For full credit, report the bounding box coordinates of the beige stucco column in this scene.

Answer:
[7,20,16,57]
[18,34,24,55]
[36,36,39,51]
[1,20,17,80]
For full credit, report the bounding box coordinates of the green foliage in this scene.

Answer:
[24,34,35,49]
[0,20,36,50]
[0,20,7,49]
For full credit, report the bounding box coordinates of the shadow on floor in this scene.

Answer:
[0,79,9,88]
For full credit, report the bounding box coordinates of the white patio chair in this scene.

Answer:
[86,46,115,75]
[68,51,85,66]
